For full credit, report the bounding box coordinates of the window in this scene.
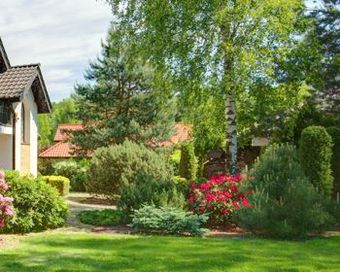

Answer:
[0,101,12,126]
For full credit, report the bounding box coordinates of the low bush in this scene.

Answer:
[189,174,252,226]
[326,127,340,196]
[132,205,208,236]
[118,171,185,215]
[179,142,198,181]
[299,126,333,196]
[88,140,173,198]
[238,144,334,239]
[78,209,123,226]
[52,160,89,192]
[42,176,70,196]
[1,171,68,233]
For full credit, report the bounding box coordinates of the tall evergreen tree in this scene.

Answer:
[309,0,340,114]
[72,27,176,152]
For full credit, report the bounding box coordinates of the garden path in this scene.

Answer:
[65,192,116,231]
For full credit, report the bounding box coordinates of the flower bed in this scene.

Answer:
[188,174,251,226]
[0,171,14,228]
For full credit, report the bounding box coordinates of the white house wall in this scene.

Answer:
[13,102,21,172]
[26,88,38,176]
[10,87,39,176]
[0,134,12,169]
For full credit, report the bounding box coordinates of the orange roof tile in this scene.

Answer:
[39,142,77,158]
[40,122,192,158]
[54,124,83,142]
[156,122,192,147]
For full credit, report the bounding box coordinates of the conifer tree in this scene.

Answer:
[72,27,176,152]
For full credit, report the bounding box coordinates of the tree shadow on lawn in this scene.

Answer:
[0,234,339,272]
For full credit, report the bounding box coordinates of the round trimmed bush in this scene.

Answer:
[326,127,340,196]
[238,144,334,239]
[118,171,185,215]
[87,140,173,198]
[1,171,68,233]
[299,126,333,196]
[42,175,70,196]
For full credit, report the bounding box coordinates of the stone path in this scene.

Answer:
[65,192,116,231]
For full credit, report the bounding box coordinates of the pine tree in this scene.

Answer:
[309,0,340,114]
[72,27,177,152]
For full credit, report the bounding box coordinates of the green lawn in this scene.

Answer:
[0,232,339,272]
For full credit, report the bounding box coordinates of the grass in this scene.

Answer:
[78,209,123,226]
[0,232,339,271]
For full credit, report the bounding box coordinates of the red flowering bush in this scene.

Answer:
[188,174,252,226]
[0,171,15,228]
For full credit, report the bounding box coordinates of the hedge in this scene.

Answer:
[326,127,340,196]
[42,176,70,196]
[299,126,333,196]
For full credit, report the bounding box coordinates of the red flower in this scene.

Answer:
[205,193,216,202]
[230,185,238,193]
[198,207,206,213]
[188,196,196,203]
[232,200,240,209]
[224,191,232,198]
[217,195,226,202]
[241,197,253,208]
[199,183,211,191]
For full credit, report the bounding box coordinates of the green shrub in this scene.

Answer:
[1,171,68,233]
[38,158,56,176]
[170,148,181,176]
[132,205,208,236]
[118,171,185,215]
[172,175,190,196]
[52,160,88,192]
[238,144,334,239]
[42,176,70,196]
[88,140,173,198]
[179,142,198,181]
[299,126,333,196]
[326,127,340,196]
[78,209,123,226]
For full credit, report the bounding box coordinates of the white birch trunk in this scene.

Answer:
[225,90,238,176]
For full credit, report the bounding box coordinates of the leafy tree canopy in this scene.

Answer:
[105,0,305,172]
[38,98,78,148]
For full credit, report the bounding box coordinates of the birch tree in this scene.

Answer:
[107,0,303,175]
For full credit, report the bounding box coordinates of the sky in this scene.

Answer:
[0,0,112,102]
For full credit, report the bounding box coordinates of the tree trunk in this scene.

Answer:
[225,89,238,176]
[221,13,238,176]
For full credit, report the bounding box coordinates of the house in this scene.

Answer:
[0,37,52,176]
[39,124,84,159]
[39,122,192,159]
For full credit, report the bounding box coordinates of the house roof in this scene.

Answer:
[39,142,80,158]
[0,38,10,73]
[156,122,192,147]
[39,122,192,159]
[0,37,51,113]
[0,65,38,98]
[54,124,84,142]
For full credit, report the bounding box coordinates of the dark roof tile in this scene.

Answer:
[0,65,38,99]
